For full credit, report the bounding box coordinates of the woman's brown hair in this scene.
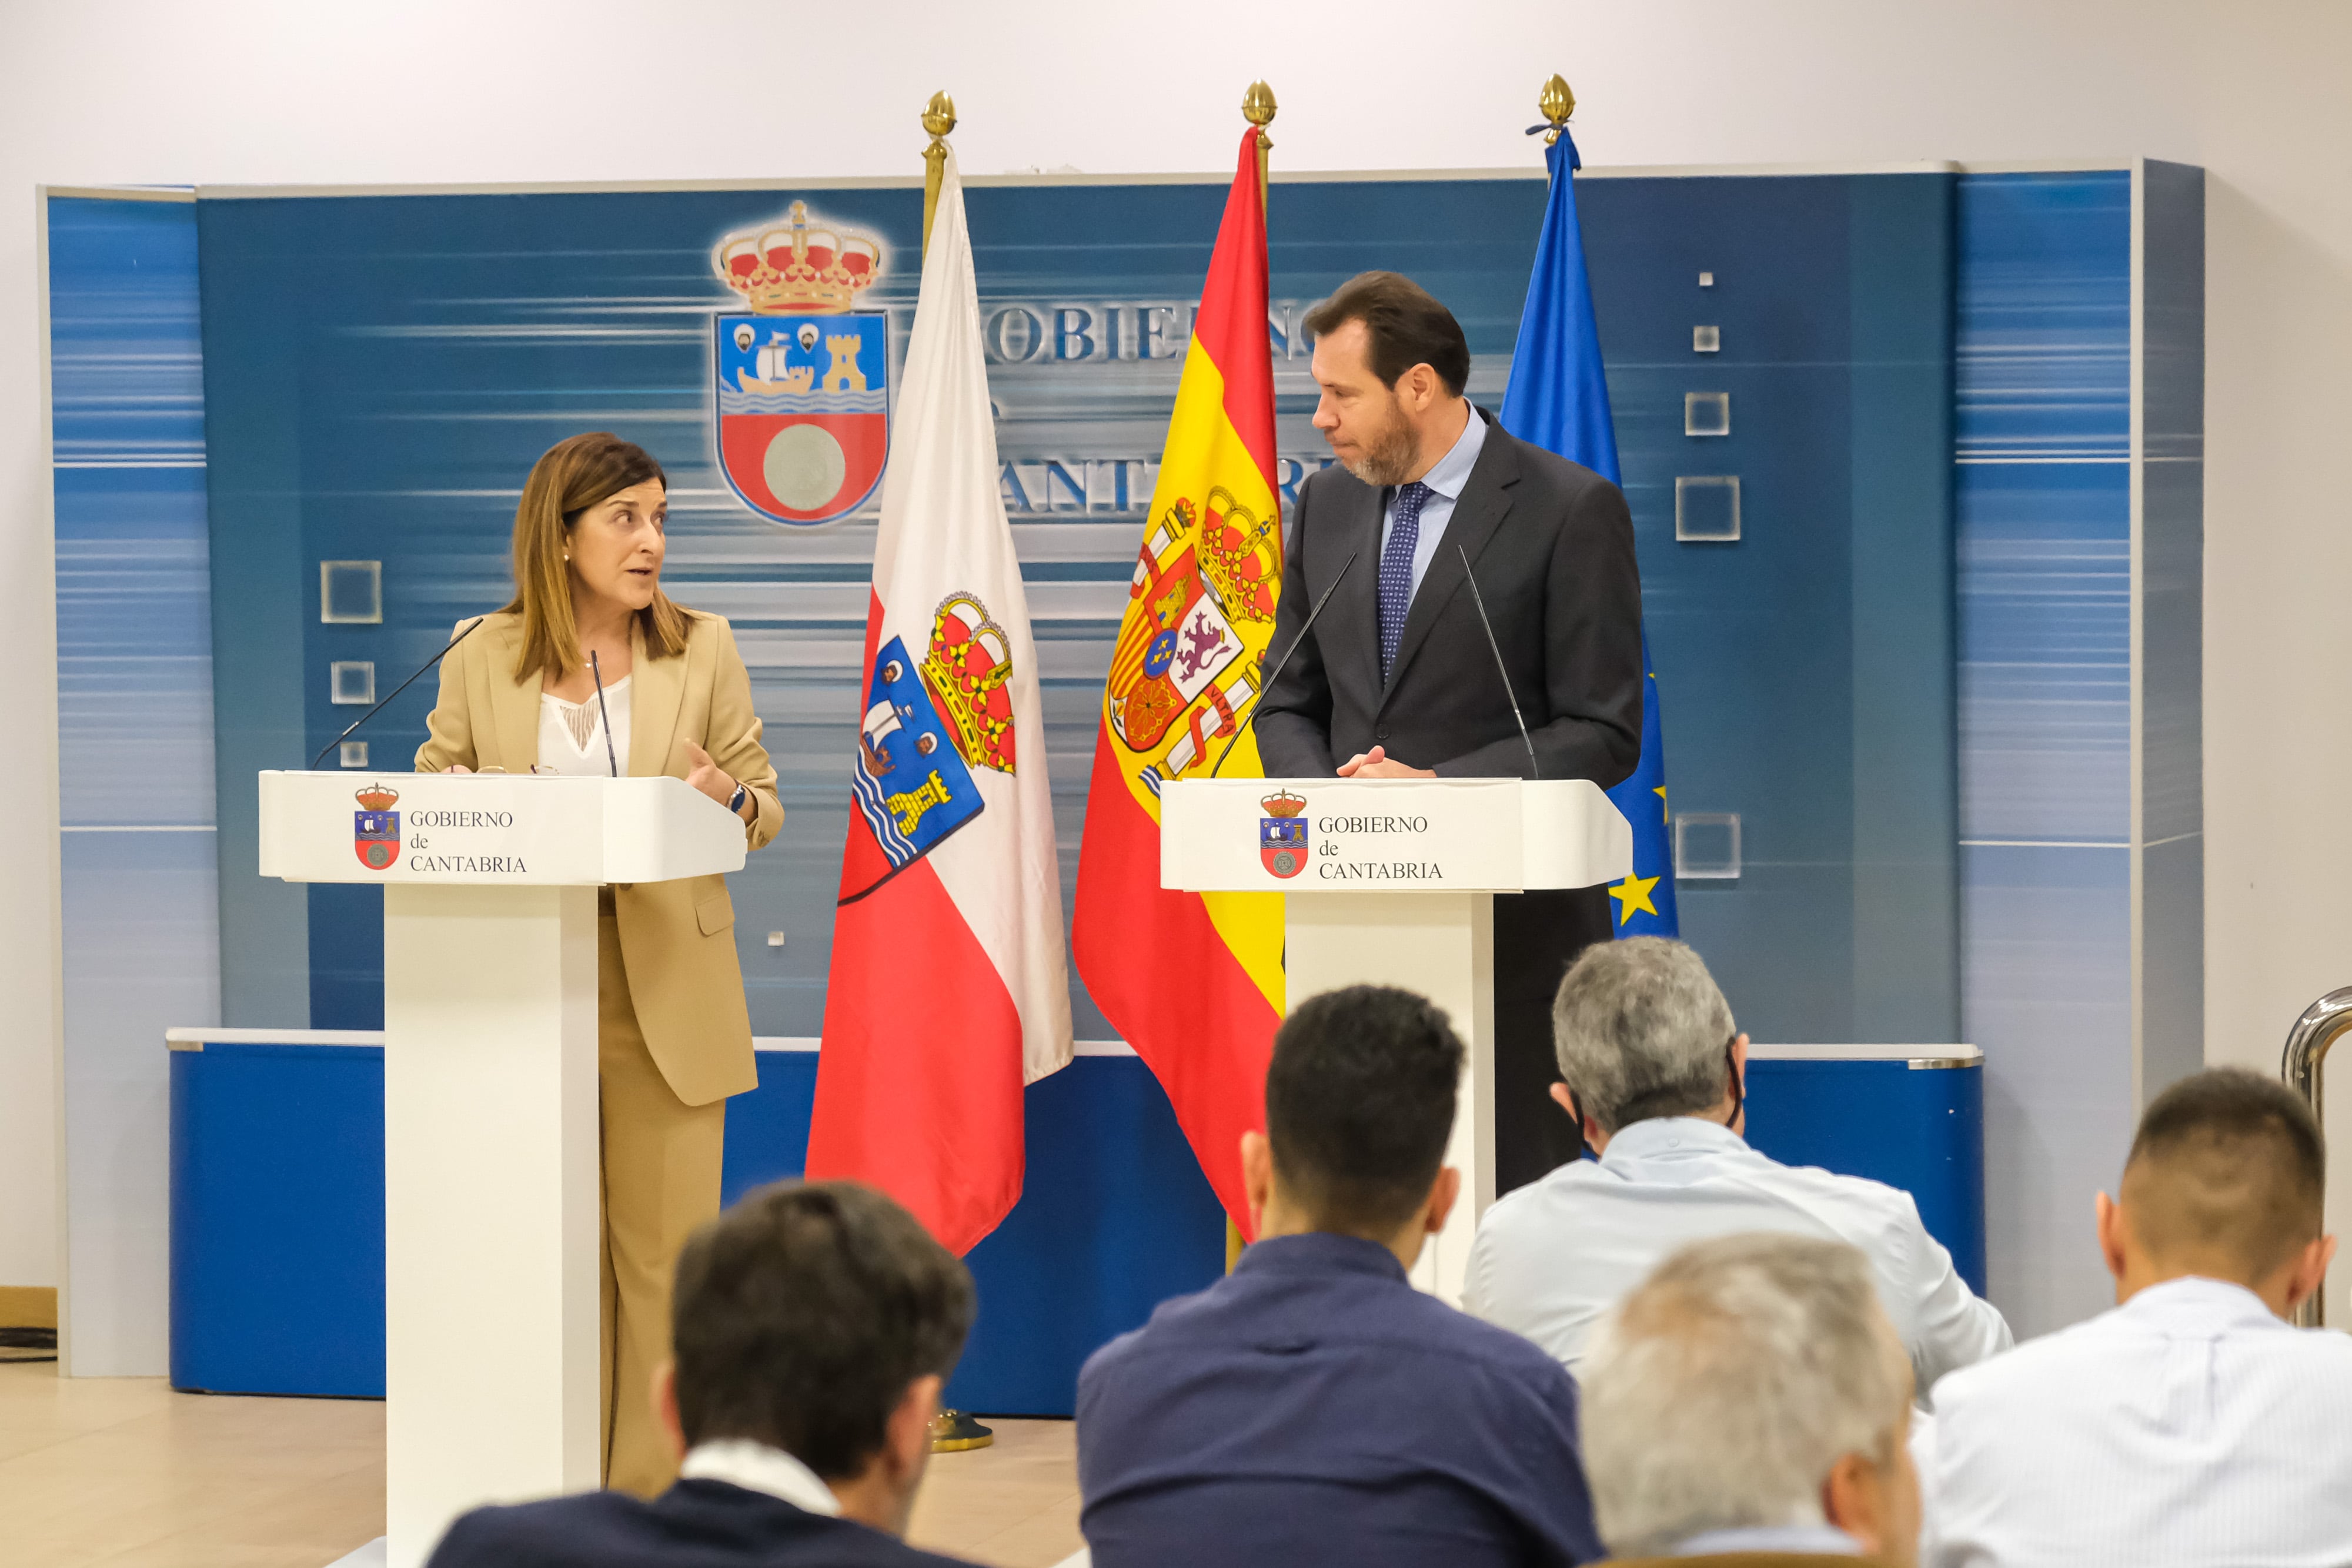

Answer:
[505,432,693,681]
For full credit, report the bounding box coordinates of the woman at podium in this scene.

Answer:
[415,432,780,1496]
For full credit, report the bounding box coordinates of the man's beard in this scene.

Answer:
[1338,404,1419,487]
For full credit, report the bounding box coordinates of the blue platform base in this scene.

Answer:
[168,1042,1984,1412]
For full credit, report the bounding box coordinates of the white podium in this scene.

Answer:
[1159,777,1632,1303]
[258,771,747,1568]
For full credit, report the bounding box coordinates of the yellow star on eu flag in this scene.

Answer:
[1610,872,1661,925]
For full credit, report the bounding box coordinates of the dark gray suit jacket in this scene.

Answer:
[1257,408,1643,787]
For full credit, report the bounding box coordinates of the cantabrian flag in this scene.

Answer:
[1073,127,1282,1235]
[807,145,1073,1255]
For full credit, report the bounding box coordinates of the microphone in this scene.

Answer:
[310,617,487,770]
[1457,542,1540,780]
[1210,548,1359,780]
[589,649,619,778]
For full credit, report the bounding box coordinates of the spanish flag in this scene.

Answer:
[1073,127,1282,1236]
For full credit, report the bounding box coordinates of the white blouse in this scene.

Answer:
[536,675,631,777]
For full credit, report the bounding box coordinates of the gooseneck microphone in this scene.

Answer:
[310,617,488,770]
[589,649,620,778]
[1457,542,1540,780]
[1210,548,1360,780]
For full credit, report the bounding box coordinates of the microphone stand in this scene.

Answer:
[310,617,487,770]
[1210,549,1359,780]
[1457,542,1540,780]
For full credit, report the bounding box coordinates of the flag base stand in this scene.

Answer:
[929,1409,994,1452]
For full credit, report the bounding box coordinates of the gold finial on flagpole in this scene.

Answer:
[1242,81,1277,211]
[1538,73,1575,145]
[921,91,958,257]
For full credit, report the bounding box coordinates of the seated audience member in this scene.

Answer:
[1464,937,2009,1395]
[1579,1232,1920,1565]
[1929,1068,2352,1567]
[427,1181,977,1568]
[1076,985,1604,1568]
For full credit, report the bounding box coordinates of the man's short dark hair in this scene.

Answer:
[670,1181,975,1480]
[2122,1068,2326,1281]
[1302,272,1471,397]
[1265,985,1464,1233]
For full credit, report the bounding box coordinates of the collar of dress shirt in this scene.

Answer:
[1233,1229,1410,1283]
[2120,1273,2290,1330]
[1412,402,1488,500]
[679,1438,841,1517]
[1669,1522,1862,1556]
[1599,1115,1750,1168]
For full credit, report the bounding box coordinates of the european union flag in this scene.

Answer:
[1498,131,1678,939]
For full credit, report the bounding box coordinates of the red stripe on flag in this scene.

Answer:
[807,846,1026,1258]
[1071,727,1278,1235]
[1191,128,1278,487]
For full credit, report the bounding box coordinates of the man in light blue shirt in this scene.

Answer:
[1465,937,2010,1399]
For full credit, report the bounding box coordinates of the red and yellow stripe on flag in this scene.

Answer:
[1073,126,1283,1236]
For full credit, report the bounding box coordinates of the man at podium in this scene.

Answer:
[416,432,781,1495]
[1257,273,1643,1192]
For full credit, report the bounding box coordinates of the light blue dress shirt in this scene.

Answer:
[1378,405,1489,603]
[1463,1116,2012,1402]
[1928,1276,2352,1567]
[1672,1524,1860,1556]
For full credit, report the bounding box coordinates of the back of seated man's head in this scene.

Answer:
[1258,984,1465,1243]
[2104,1067,2331,1312]
[1579,1233,1918,1566]
[1552,935,1738,1137]
[666,1181,975,1531]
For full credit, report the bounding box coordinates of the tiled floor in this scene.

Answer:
[0,1361,1082,1567]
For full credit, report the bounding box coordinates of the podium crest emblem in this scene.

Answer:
[353,783,400,871]
[1259,789,1308,880]
[711,202,890,527]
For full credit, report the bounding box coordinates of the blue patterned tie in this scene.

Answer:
[1378,481,1434,683]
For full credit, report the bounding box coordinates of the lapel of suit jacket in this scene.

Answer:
[627,613,689,780]
[1332,473,1388,703]
[484,616,540,774]
[1379,414,1520,707]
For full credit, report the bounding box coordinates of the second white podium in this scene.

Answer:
[1159,777,1632,1303]
[259,770,746,1568]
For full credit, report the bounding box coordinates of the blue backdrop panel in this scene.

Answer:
[171,1041,1977,1412]
[171,1043,1224,1413]
[1746,1060,1987,1294]
[169,1044,385,1396]
[193,171,1959,1053]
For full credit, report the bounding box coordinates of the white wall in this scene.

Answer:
[7,0,2347,1296]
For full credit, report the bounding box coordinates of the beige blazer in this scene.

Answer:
[413,607,781,1106]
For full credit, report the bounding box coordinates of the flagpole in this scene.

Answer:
[1242,80,1276,212]
[921,90,957,258]
[1224,79,1277,1280]
[913,86,995,1457]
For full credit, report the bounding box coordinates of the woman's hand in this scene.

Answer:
[683,741,747,818]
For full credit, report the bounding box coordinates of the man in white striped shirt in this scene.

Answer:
[1929,1068,2352,1567]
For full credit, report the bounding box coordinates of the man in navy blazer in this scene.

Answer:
[426,1181,978,1568]
[1077,985,1605,1568]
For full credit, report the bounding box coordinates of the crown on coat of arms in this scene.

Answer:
[1260,790,1307,818]
[713,202,881,315]
[1195,487,1279,624]
[355,783,400,811]
[918,593,1017,774]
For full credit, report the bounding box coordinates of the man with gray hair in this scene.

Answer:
[1579,1233,1921,1564]
[1464,937,2008,1398]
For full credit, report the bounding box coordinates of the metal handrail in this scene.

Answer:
[2281,987,2352,1327]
